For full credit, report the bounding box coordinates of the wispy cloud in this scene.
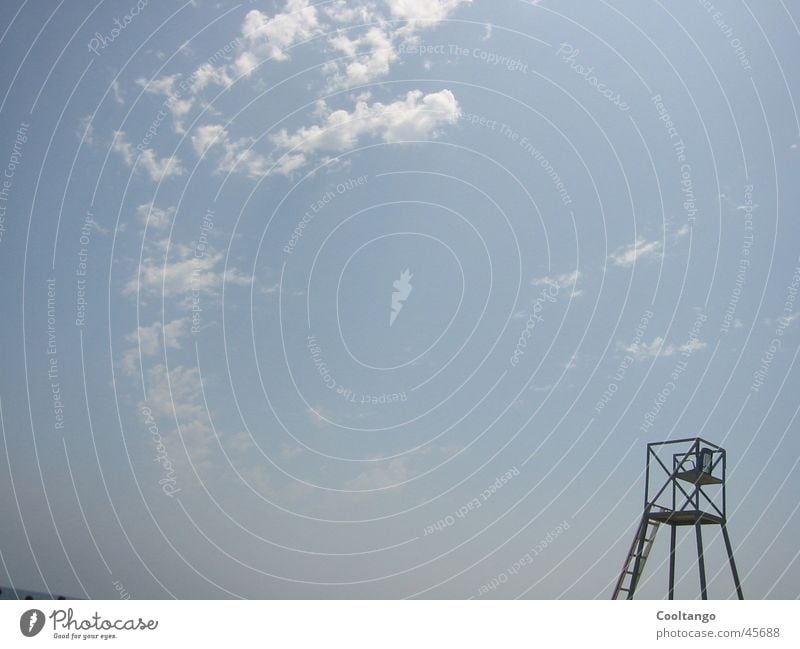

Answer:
[622,336,706,360]
[112,130,184,182]
[191,123,271,178]
[531,269,582,295]
[122,319,189,375]
[125,240,251,298]
[324,26,397,91]
[135,202,175,230]
[387,0,472,29]
[111,79,125,105]
[609,237,662,268]
[238,0,320,65]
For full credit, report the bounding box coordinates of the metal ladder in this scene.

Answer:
[612,507,667,599]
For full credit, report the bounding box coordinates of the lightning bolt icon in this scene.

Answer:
[390,268,413,326]
[28,611,38,632]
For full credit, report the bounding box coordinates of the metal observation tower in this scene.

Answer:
[612,438,744,600]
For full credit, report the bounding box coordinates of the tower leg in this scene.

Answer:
[628,515,649,599]
[695,524,708,600]
[721,524,744,600]
[668,525,676,599]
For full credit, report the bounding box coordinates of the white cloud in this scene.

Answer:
[609,237,662,268]
[321,0,470,89]
[189,62,234,93]
[323,0,379,24]
[532,269,581,290]
[387,0,472,28]
[111,79,125,105]
[193,123,272,178]
[270,89,460,172]
[122,318,189,374]
[191,124,228,157]
[137,74,195,133]
[112,131,185,182]
[122,1,320,141]
[140,1,320,107]
[237,0,320,66]
[78,114,95,144]
[125,240,251,298]
[143,363,214,468]
[136,202,175,230]
[532,269,582,297]
[138,363,257,480]
[325,26,397,90]
[622,336,706,360]
[191,90,460,178]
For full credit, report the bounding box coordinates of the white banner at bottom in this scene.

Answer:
[0,600,796,648]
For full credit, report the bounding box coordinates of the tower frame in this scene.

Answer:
[612,437,744,600]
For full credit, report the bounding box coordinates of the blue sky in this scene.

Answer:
[1,0,799,599]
